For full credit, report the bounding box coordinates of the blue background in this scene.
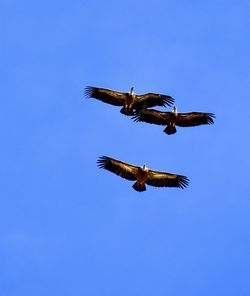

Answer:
[1,0,250,295]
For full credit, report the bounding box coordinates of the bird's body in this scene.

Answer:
[97,156,189,192]
[132,165,149,192]
[132,107,215,134]
[85,86,174,116]
[121,87,136,115]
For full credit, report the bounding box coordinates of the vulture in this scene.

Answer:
[132,106,215,135]
[97,156,189,192]
[85,86,174,116]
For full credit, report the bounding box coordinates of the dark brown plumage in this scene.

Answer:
[132,108,215,134]
[85,86,174,116]
[97,156,189,192]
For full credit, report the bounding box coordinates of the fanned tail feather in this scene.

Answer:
[132,182,146,192]
[120,107,135,116]
[164,125,176,135]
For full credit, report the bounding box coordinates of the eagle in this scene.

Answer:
[97,156,189,192]
[85,86,174,116]
[132,106,215,134]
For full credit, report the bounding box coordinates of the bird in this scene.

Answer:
[132,106,215,134]
[84,86,174,116]
[97,156,189,192]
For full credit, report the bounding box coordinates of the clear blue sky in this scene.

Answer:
[1,1,250,295]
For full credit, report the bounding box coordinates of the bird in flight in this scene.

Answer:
[85,86,174,116]
[132,106,215,134]
[97,156,189,192]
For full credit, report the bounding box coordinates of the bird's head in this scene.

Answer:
[130,87,135,95]
[172,105,177,114]
[141,164,148,171]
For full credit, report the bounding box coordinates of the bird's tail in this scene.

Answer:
[132,182,146,192]
[163,125,176,135]
[120,107,135,116]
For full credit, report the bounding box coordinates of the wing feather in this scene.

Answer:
[85,86,125,106]
[97,156,138,181]
[134,93,174,109]
[132,109,172,125]
[146,169,189,189]
[176,112,215,127]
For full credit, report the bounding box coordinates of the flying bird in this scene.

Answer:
[97,156,189,192]
[85,86,174,116]
[132,106,215,135]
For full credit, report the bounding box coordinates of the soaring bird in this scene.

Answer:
[132,106,215,134]
[97,156,189,192]
[85,86,174,115]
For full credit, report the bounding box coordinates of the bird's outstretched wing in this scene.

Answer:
[146,169,189,189]
[97,156,138,181]
[85,86,126,106]
[132,109,172,125]
[175,112,215,127]
[134,93,174,109]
